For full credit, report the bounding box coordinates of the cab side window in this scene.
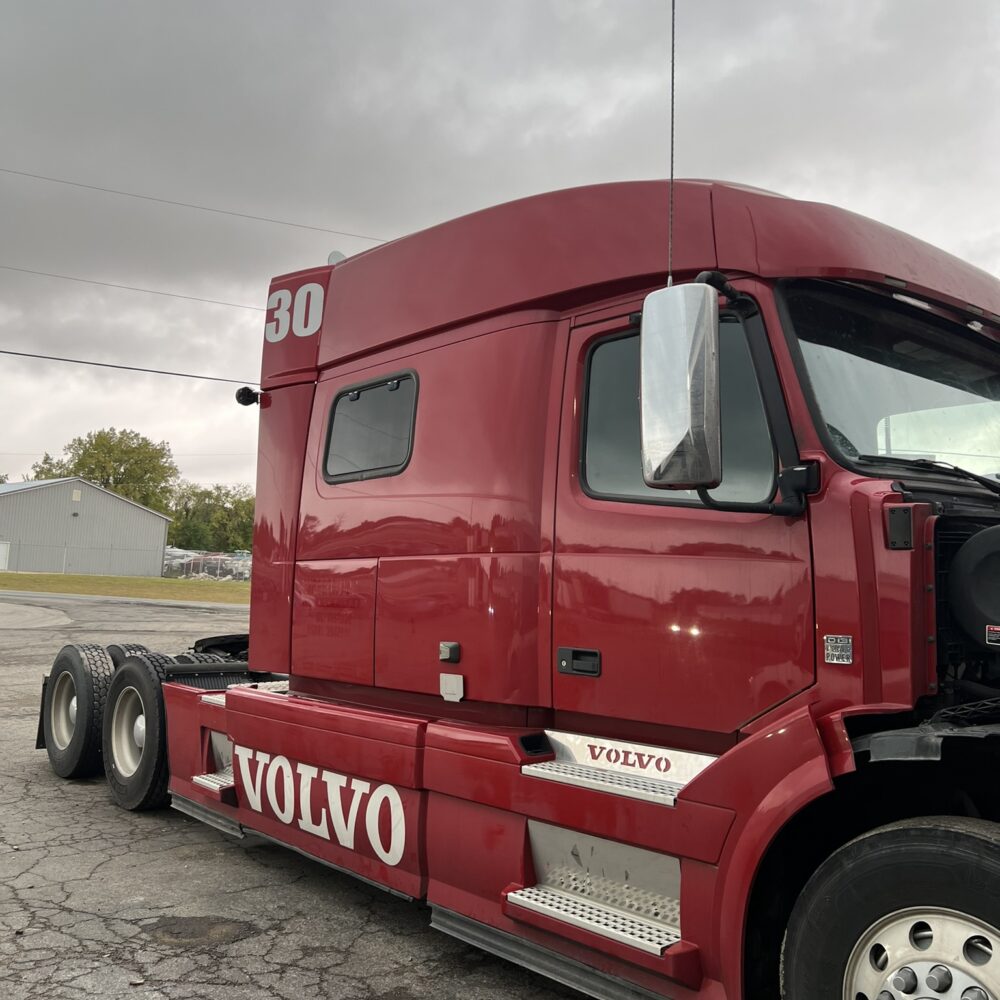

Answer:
[584,319,775,505]
[325,374,416,483]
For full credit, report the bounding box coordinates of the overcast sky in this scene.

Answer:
[1,0,997,488]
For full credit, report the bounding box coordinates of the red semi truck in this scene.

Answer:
[37,180,1000,1000]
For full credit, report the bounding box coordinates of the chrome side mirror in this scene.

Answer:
[640,283,722,489]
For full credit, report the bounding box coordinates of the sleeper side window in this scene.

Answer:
[324,374,417,483]
[584,318,776,505]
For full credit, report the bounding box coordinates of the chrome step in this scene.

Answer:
[521,730,716,805]
[506,884,681,956]
[200,691,226,706]
[192,764,234,791]
[522,760,684,805]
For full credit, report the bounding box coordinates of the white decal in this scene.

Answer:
[266,755,295,824]
[264,289,292,342]
[322,772,370,851]
[264,283,325,343]
[233,746,406,867]
[291,282,324,337]
[296,764,329,839]
[366,784,406,866]
[234,745,269,812]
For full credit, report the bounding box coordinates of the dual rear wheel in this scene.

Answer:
[42,643,170,809]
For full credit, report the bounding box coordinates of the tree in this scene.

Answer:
[31,428,179,513]
[0,473,7,484]
[169,484,254,551]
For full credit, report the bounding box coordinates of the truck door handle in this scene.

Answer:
[557,647,601,677]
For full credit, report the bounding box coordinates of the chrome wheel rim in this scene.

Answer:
[50,672,77,750]
[844,906,1000,1000]
[111,686,145,778]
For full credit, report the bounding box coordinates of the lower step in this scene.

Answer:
[506,884,681,956]
[192,764,234,792]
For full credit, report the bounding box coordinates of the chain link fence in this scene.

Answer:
[163,547,252,581]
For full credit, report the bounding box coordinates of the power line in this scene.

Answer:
[0,349,257,385]
[0,263,264,311]
[0,166,388,243]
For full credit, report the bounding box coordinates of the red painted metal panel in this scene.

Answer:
[375,554,548,705]
[713,183,1000,317]
[426,795,716,999]
[297,320,558,562]
[552,317,814,734]
[321,182,717,366]
[248,383,315,673]
[223,688,428,897]
[259,266,330,389]
[424,720,553,765]
[225,687,425,746]
[422,748,733,864]
[291,559,376,684]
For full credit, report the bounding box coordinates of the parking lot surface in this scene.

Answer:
[0,592,576,1000]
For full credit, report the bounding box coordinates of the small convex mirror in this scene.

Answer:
[639,283,722,489]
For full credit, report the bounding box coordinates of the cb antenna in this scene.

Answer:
[667,0,677,287]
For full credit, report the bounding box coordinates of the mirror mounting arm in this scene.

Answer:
[695,270,742,304]
[696,461,820,516]
[768,462,821,515]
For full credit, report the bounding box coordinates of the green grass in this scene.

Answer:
[0,571,250,605]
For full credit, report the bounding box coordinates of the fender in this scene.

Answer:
[680,706,835,994]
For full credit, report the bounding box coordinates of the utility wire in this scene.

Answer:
[0,349,257,385]
[0,263,264,311]
[0,166,388,243]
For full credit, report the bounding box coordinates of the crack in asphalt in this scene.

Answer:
[0,593,577,1000]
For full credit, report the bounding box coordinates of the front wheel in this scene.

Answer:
[783,817,1000,1000]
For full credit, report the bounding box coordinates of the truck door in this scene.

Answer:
[552,301,814,734]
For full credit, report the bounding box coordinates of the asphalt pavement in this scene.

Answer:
[0,592,575,1000]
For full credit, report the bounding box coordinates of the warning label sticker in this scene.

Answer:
[824,635,854,665]
[986,625,1000,646]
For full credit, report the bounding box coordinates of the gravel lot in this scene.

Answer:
[0,592,575,1000]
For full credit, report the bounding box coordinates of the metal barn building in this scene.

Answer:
[0,478,170,577]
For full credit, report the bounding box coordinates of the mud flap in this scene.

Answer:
[35,675,48,749]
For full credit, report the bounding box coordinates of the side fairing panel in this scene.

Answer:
[295,319,562,700]
[248,383,315,673]
[292,560,377,684]
[375,553,549,704]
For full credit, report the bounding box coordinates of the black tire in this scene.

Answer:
[102,653,173,810]
[106,642,150,668]
[782,816,1000,999]
[172,652,226,665]
[42,643,114,778]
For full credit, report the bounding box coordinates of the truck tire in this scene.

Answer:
[782,816,1000,1000]
[42,643,115,778]
[106,642,149,668]
[102,654,173,810]
[172,652,226,665]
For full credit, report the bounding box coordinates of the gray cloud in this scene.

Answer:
[1,0,997,484]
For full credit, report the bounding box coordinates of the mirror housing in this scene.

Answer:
[640,283,722,489]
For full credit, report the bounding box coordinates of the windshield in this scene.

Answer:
[784,282,1000,477]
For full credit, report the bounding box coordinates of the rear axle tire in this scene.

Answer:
[42,644,114,778]
[102,654,173,810]
[106,642,150,668]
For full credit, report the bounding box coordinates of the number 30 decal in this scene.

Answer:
[264,283,325,343]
